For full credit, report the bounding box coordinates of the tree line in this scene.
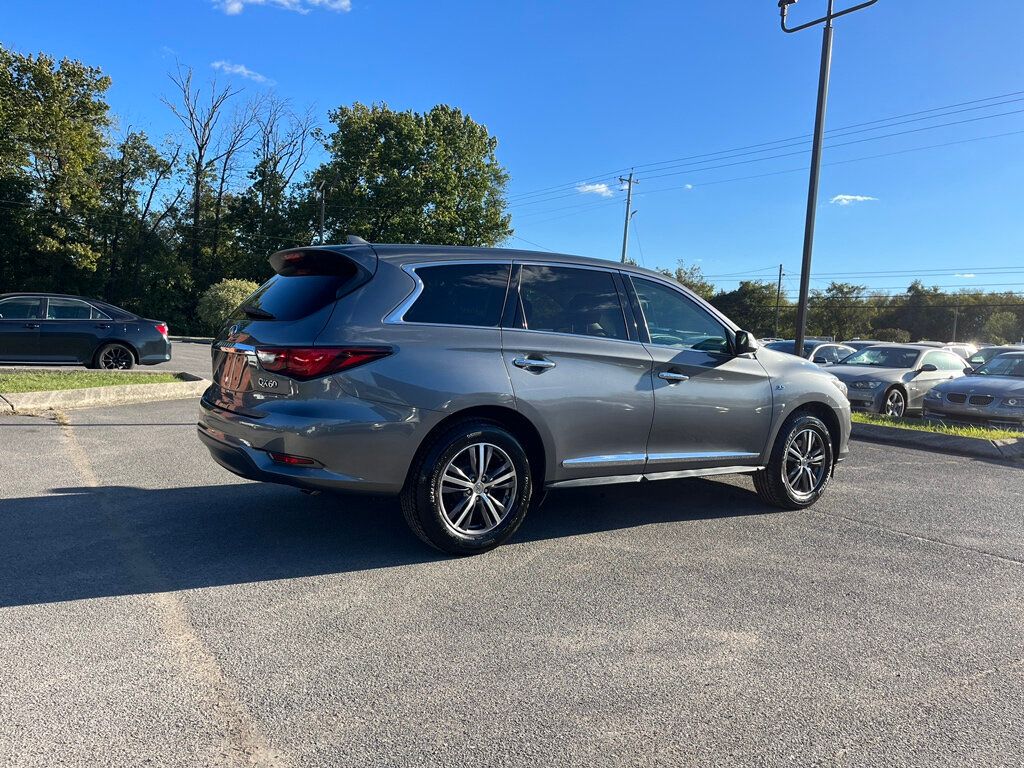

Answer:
[668,264,1024,344]
[0,46,511,333]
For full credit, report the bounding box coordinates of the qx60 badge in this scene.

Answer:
[258,377,279,389]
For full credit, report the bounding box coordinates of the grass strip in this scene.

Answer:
[852,411,1021,441]
[0,371,183,393]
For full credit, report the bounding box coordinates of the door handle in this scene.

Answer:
[95,324,112,329]
[23,323,40,329]
[513,357,556,371]
[658,371,690,383]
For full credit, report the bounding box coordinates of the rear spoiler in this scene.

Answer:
[268,237,378,298]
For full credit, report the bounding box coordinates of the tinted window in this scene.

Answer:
[241,275,342,322]
[631,277,728,353]
[403,263,510,327]
[518,265,627,341]
[46,298,93,320]
[0,297,42,319]
[838,346,920,368]
[976,355,1024,377]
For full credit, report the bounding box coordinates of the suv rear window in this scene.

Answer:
[241,275,347,322]
[403,264,511,327]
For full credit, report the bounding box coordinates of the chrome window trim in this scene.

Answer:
[383,260,513,327]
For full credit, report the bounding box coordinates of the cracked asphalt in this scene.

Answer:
[1,397,1022,767]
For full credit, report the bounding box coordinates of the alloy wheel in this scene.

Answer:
[783,428,827,501]
[438,442,517,536]
[884,389,906,418]
[100,346,133,369]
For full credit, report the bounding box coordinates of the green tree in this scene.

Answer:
[662,260,716,302]
[197,278,260,334]
[808,282,874,342]
[310,102,511,245]
[984,311,1020,344]
[0,46,111,287]
[872,328,911,343]
[711,281,781,337]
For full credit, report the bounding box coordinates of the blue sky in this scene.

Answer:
[3,0,1023,296]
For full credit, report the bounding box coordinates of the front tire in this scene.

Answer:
[754,413,834,510]
[401,420,533,555]
[881,386,907,417]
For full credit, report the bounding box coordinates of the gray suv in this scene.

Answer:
[198,239,851,554]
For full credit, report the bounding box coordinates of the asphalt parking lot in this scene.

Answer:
[2,398,1023,768]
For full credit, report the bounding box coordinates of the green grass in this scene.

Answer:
[851,411,1022,441]
[0,370,184,393]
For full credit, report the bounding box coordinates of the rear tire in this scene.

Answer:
[94,343,136,370]
[401,420,533,555]
[754,413,834,511]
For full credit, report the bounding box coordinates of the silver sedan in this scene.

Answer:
[829,344,971,417]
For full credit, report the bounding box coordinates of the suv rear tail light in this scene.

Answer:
[155,323,168,337]
[255,346,391,380]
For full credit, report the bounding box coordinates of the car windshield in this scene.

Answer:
[975,356,1024,377]
[838,347,919,368]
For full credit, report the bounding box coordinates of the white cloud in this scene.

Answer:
[684,183,694,190]
[211,60,274,84]
[214,0,351,14]
[955,273,976,278]
[830,194,878,206]
[576,182,615,198]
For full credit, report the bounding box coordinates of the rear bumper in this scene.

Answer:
[197,389,437,494]
[138,338,172,365]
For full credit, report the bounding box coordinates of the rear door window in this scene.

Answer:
[403,263,511,327]
[516,265,628,341]
[0,297,42,319]
[46,298,94,320]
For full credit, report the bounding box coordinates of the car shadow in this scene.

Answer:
[0,476,766,608]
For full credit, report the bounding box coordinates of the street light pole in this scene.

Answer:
[618,170,638,263]
[779,0,879,356]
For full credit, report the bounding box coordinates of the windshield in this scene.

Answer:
[838,347,920,368]
[975,356,1024,377]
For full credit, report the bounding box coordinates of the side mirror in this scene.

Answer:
[812,356,827,364]
[964,367,975,375]
[734,330,756,355]
[918,363,938,373]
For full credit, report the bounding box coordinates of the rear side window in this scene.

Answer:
[403,264,511,327]
[241,275,346,322]
[46,298,94,320]
[0,297,42,319]
[517,265,628,341]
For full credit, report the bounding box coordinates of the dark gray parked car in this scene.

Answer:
[924,352,1024,429]
[0,293,170,369]
[830,343,970,417]
[198,241,851,554]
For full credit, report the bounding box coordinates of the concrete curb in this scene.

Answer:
[851,420,1023,463]
[170,336,214,344]
[0,371,209,414]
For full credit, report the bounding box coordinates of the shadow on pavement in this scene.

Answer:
[0,475,765,608]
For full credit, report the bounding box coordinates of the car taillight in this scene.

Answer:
[268,451,316,466]
[255,346,391,380]
[155,323,168,337]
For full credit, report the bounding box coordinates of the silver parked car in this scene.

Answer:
[198,241,851,554]
[924,352,1024,429]
[830,343,970,417]
[762,339,856,366]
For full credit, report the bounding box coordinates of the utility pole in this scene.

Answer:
[779,0,880,357]
[774,264,784,337]
[317,181,326,245]
[952,302,959,342]
[618,170,638,263]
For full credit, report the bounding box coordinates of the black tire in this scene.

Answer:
[401,420,533,555]
[94,343,135,370]
[754,412,834,511]
[881,386,907,418]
